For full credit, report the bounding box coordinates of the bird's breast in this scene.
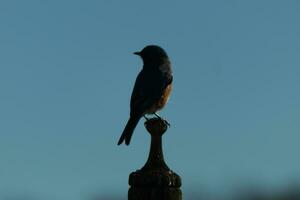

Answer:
[145,83,172,114]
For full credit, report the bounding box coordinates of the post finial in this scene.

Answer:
[128,118,182,200]
[145,118,168,136]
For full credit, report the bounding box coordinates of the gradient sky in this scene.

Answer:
[1,1,300,199]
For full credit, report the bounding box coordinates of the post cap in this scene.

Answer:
[144,118,169,136]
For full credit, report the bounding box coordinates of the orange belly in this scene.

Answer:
[146,83,172,114]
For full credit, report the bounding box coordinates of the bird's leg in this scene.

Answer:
[154,112,161,118]
[143,115,150,121]
[153,112,170,127]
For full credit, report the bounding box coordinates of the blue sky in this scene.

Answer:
[0,0,300,199]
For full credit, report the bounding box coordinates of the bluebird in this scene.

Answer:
[118,45,173,145]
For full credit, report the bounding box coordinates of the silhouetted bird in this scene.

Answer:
[118,45,173,145]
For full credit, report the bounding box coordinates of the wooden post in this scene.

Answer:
[128,118,182,200]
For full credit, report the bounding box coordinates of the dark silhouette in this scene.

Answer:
[128,118,182,200]
[118,45,173,145]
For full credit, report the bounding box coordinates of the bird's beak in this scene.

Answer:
[133,51,141,55]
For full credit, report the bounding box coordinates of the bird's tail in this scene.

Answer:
[118,116,141,145]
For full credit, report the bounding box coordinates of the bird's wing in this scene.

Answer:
[130,70,172,116]
[130,71,149,115]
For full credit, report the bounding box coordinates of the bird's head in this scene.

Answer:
[134,45,169,65]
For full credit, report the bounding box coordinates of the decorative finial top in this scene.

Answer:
[144,118,169,136]
[129,117,181,189]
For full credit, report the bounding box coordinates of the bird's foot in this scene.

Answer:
[153,113,170,127]
[143,115,150,121]
[163,119,170,127]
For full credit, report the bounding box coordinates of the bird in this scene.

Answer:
[117,45,173,146]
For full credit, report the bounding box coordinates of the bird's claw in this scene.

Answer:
[155,115,170,127]
[163,119,170,127]
[142,115,149,120]
[145,114,171,127]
